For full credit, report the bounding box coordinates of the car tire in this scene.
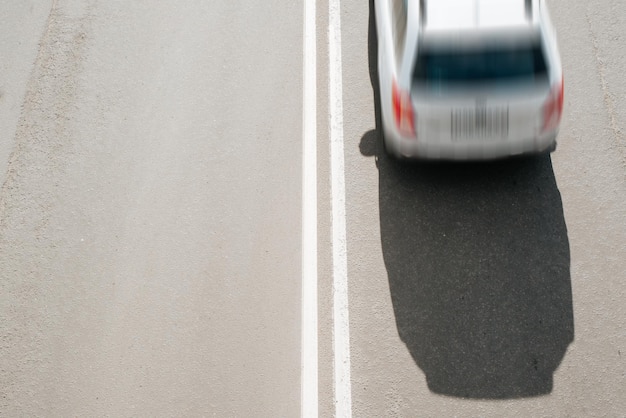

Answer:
[381,131,395,157]
[547,140,557,153]
[381,131,406,161]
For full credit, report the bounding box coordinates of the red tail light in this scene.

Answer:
[392,80,416,137]
[542,76,564,132]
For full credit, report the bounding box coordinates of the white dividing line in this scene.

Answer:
[301,0,318,416]
[328,0,352,417]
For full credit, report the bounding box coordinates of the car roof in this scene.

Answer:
[422,0,538,31]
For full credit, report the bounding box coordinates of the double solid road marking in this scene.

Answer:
[302,0,352,416]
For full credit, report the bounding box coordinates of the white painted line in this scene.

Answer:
[301,0,318,416]
[328,0,352,417]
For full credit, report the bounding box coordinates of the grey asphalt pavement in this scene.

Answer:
[1,0,624,416]
[1,1,302,416]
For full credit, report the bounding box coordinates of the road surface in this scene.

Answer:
[1,1,302,416]
[1,0,624,416]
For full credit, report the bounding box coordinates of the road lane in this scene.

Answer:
[340,0,626,416]
[0,1,304,415]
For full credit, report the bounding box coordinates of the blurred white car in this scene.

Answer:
[375,0,564,160]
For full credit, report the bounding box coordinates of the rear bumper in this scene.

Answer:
[383,125,558,161]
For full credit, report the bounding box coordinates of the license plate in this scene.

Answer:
[451,107,509,141]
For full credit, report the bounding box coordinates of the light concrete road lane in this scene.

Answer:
[339,0,626,416]
[1,1,304,416]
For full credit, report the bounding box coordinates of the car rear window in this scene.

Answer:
[413,43,548,88]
